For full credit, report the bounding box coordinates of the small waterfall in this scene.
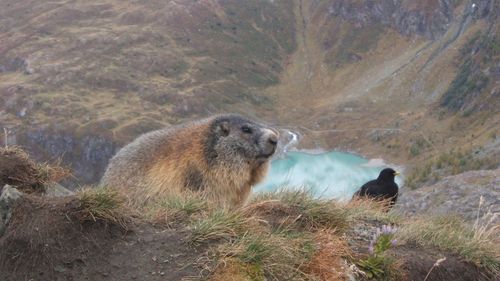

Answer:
[274,129,300,158]
[282,130,298,153]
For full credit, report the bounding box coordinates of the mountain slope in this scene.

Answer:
[268,0,499,181]
[0,0,296,184]
[0,0,498,185]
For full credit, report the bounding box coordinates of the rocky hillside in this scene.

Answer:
[397,168,499,222]
[0,0,499,186]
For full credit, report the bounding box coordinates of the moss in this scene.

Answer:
[243,263,265,281]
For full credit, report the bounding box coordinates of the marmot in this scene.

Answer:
[100,114,279,207]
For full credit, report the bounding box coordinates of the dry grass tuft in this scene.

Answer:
[344,197,401,224]
[0,146,70,193]
[77,187,133,229]
[302,229,352,280]
[35,160,70,185]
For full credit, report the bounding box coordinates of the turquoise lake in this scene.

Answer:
[254,151,403,201]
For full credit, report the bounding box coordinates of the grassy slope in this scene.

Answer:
[50,187,500,279]
[1,147,498,280]
[4,183,498,280]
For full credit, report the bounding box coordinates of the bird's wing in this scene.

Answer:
[355,182,370,196]
[390,186,399,202]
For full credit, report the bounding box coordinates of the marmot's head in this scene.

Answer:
[206,114,279,165]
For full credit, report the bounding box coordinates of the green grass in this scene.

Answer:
[147,192,208,224]
[2,0,297,135]
[357,255,402,281]
[142,190,350,279]
[158,194,207,216]
[249,190,350,233]
[440,59,489,111]
[215,231,316,280]
[238,234,273,265]
[189,210,252,245]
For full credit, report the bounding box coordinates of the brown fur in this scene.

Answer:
[101,114,278,207]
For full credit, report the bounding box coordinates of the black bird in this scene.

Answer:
[354,168,400,207]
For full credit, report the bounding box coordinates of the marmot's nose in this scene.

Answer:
[268,133,278,147]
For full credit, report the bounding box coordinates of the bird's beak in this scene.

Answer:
[394,171,400,176]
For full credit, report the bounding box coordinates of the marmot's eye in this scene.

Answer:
[241,126,252,134]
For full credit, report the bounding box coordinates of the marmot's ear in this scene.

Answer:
[216,121,230,136]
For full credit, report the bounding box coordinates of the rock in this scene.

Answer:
[0,185,23,236]
[325,0,456,40]
[0,181,71,237]
[44,183,74,197]
[0,57,28,73]
[396,169,500,224]
[325,0,496,40]
[17,128,118,187]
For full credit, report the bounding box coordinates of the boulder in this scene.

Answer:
[0,185,23,236]
[45,183,74,197]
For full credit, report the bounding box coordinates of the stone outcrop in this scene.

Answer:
[322,0,496,39]
[0,185,22,236]
[17,128,118,187]
[397,169,500,223]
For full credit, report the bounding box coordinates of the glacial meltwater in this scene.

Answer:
[254,151,403,201]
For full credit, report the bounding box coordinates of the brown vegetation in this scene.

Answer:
[0,146,69,193]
